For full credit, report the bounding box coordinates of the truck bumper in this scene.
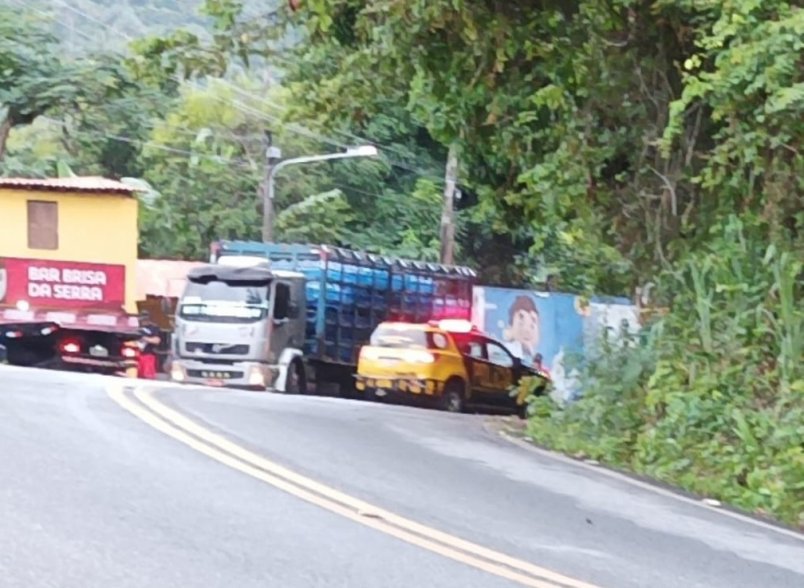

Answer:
[59,355,138,376]
[169,358,278,390]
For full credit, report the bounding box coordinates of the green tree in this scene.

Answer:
[273,1,692,290]
[1,6,164,180]
[127,0,456,262]
[0,7,81,161]
[270,0,803,525]
[275,189,354,244]
[663,0,803,255]
[136,79,376,258]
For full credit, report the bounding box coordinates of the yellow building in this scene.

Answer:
[0,177,140,314]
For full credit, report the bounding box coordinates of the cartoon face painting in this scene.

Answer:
[500,295,541,360]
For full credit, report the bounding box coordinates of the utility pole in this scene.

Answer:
[260,131,282,242]
[439,143,459,265]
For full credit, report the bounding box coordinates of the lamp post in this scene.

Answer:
[261,145,379,242]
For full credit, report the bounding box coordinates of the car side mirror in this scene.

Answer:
[513,357,522,369]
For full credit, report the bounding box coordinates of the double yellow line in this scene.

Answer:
[108,385,602,588]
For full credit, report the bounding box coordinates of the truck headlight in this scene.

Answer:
[171,363,186,382]
[248,367,265,387]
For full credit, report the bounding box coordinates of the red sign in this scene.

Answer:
[0,257,126,310]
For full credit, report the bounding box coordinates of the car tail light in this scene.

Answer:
[60,340,81,354]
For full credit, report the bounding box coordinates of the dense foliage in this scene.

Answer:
[528,217,802,526]
[283,0,803,528]
[1,0,801,525]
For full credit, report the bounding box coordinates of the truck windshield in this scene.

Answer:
[179,280,270,323]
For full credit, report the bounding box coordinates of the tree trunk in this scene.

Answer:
[0,117,12,163]
[440,143,459,265]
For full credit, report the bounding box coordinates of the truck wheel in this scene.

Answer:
[439,380,465,413]
[284,359,308,395]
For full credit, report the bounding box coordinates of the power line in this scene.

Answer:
[219,83,445,182]
[14,0,448,200]
[47,1,348,147]
[10,1,437,190]
[195,80,443,182]
[38,116,392,202]
[39,116,239,163]
[216,78,443,174]
[45,0,445,184]
[13,2,327,155]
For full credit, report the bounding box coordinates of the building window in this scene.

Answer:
[27,200,59,250]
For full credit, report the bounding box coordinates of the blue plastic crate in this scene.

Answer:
[305,282,356,305]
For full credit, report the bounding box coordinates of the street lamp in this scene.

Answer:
[345,145,378,157]
[261,145,380,242]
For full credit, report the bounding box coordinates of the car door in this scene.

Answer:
[483,339,517,404]
[462,338,492,400]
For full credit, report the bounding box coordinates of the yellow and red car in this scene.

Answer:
[355,320,549,414]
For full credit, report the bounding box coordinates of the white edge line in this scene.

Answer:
[495,429,804,542]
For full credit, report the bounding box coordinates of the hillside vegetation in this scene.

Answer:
[23,0,277,52]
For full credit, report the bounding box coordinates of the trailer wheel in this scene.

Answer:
[284,359,308,395]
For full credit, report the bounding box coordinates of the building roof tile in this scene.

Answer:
[0,176,141,195]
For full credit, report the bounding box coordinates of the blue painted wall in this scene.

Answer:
[472,286,639,402]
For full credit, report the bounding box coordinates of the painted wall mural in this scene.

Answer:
[472,286,639,404]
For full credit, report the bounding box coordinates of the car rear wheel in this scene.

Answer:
[439,380,465,413]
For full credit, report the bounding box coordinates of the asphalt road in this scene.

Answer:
[1,366,802,588]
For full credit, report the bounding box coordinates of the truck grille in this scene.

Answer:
[185,342,250,355]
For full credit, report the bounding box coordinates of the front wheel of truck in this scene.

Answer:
[284,359,308,395]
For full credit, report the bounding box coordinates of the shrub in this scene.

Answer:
[527,217,803,528]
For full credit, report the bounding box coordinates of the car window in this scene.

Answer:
[370,326,428,348]
[487,342,514,367]
[466,341,484,358]
[370,324,445,349]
